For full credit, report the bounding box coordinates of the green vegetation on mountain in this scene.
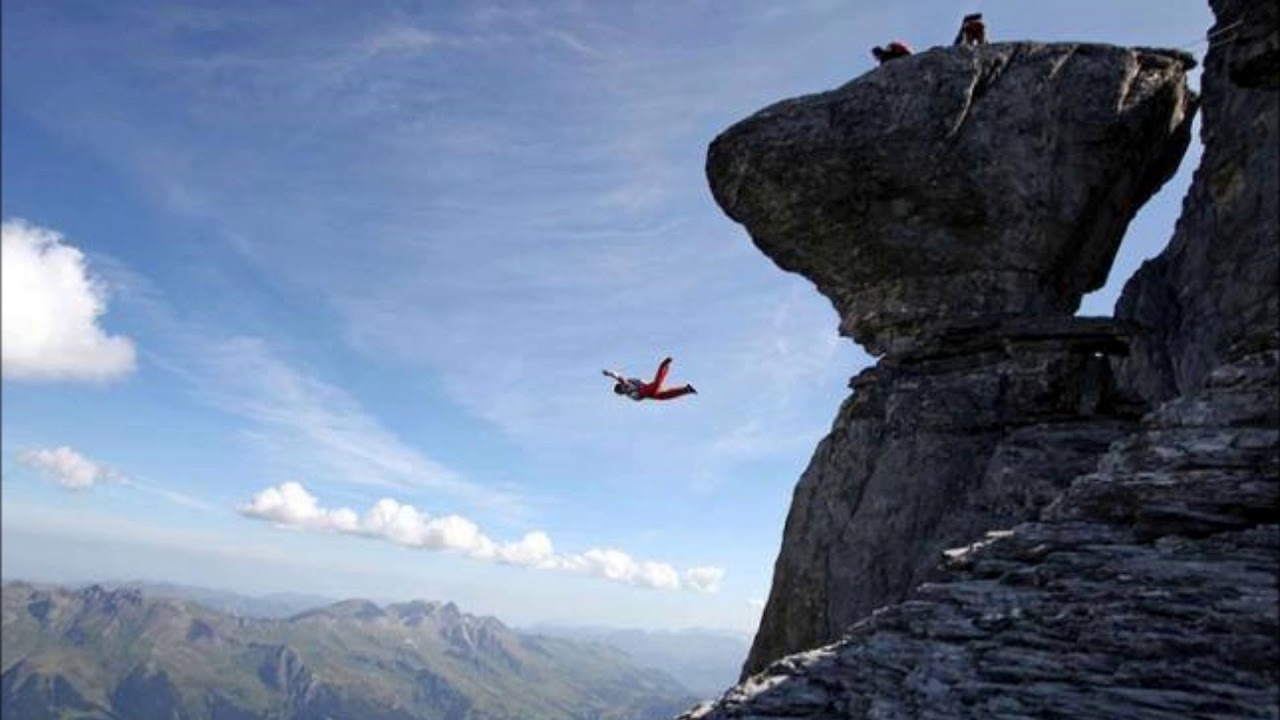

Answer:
[1,582,698,720]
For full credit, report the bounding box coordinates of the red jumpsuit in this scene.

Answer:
[620,358,696,401]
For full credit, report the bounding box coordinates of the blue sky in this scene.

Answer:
[2,0,1213,631]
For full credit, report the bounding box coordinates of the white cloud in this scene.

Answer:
[494,530,555,566]
[17,446,103,490]
[14,444,216,511]
[238,481,359,532]
[685,566,726,593]
[1,219,136,381]
[557,548,682,591]
[239,481,721,592]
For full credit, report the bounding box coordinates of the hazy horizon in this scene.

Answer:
[0,571,753,636]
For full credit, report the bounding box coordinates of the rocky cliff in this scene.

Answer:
[685,0,1278,717]
[709,40,1197,678]
[1115,0,1279,404]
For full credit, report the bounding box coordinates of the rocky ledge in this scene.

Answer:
[708,42,1195,357]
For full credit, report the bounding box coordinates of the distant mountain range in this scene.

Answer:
[66,579,750,699]
[77,579,339,620]
[528,625,747,699]
[1,580,701,720]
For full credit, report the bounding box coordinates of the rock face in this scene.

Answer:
[708,42,1195,356]
[745,317,1144,677]
[679,350,1277,720]
[683,1,1279,717]
[711,42,1198,679]
[1115,0,1279,404]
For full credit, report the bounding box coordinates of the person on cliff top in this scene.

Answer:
[871,41,913,65]
[954,13,987,45]
[603,357,697,402]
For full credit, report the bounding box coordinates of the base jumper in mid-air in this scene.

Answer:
[603,357,697,402]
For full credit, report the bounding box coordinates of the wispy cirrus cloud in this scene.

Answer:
[76,248,527,520]
[362,26,437,56]
[708,419,828,461]
[124,481,217,511]
[240,481,723,592]
[195,335,523,516]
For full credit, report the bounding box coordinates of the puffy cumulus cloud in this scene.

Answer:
[239,482,718,591]
[684,566,726,593]
[556,548,682,590]
[1,219,136,381]
[238,481,359,532]
[18,446,104,490]
[493,530,555,567]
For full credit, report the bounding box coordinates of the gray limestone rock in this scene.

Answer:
[707,42,1196,356]
[743,318,1140,677]
[678,351,1279,720]
[1114,0,1280,403]
[723,41,1198,679]
[682,0,1278,716]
